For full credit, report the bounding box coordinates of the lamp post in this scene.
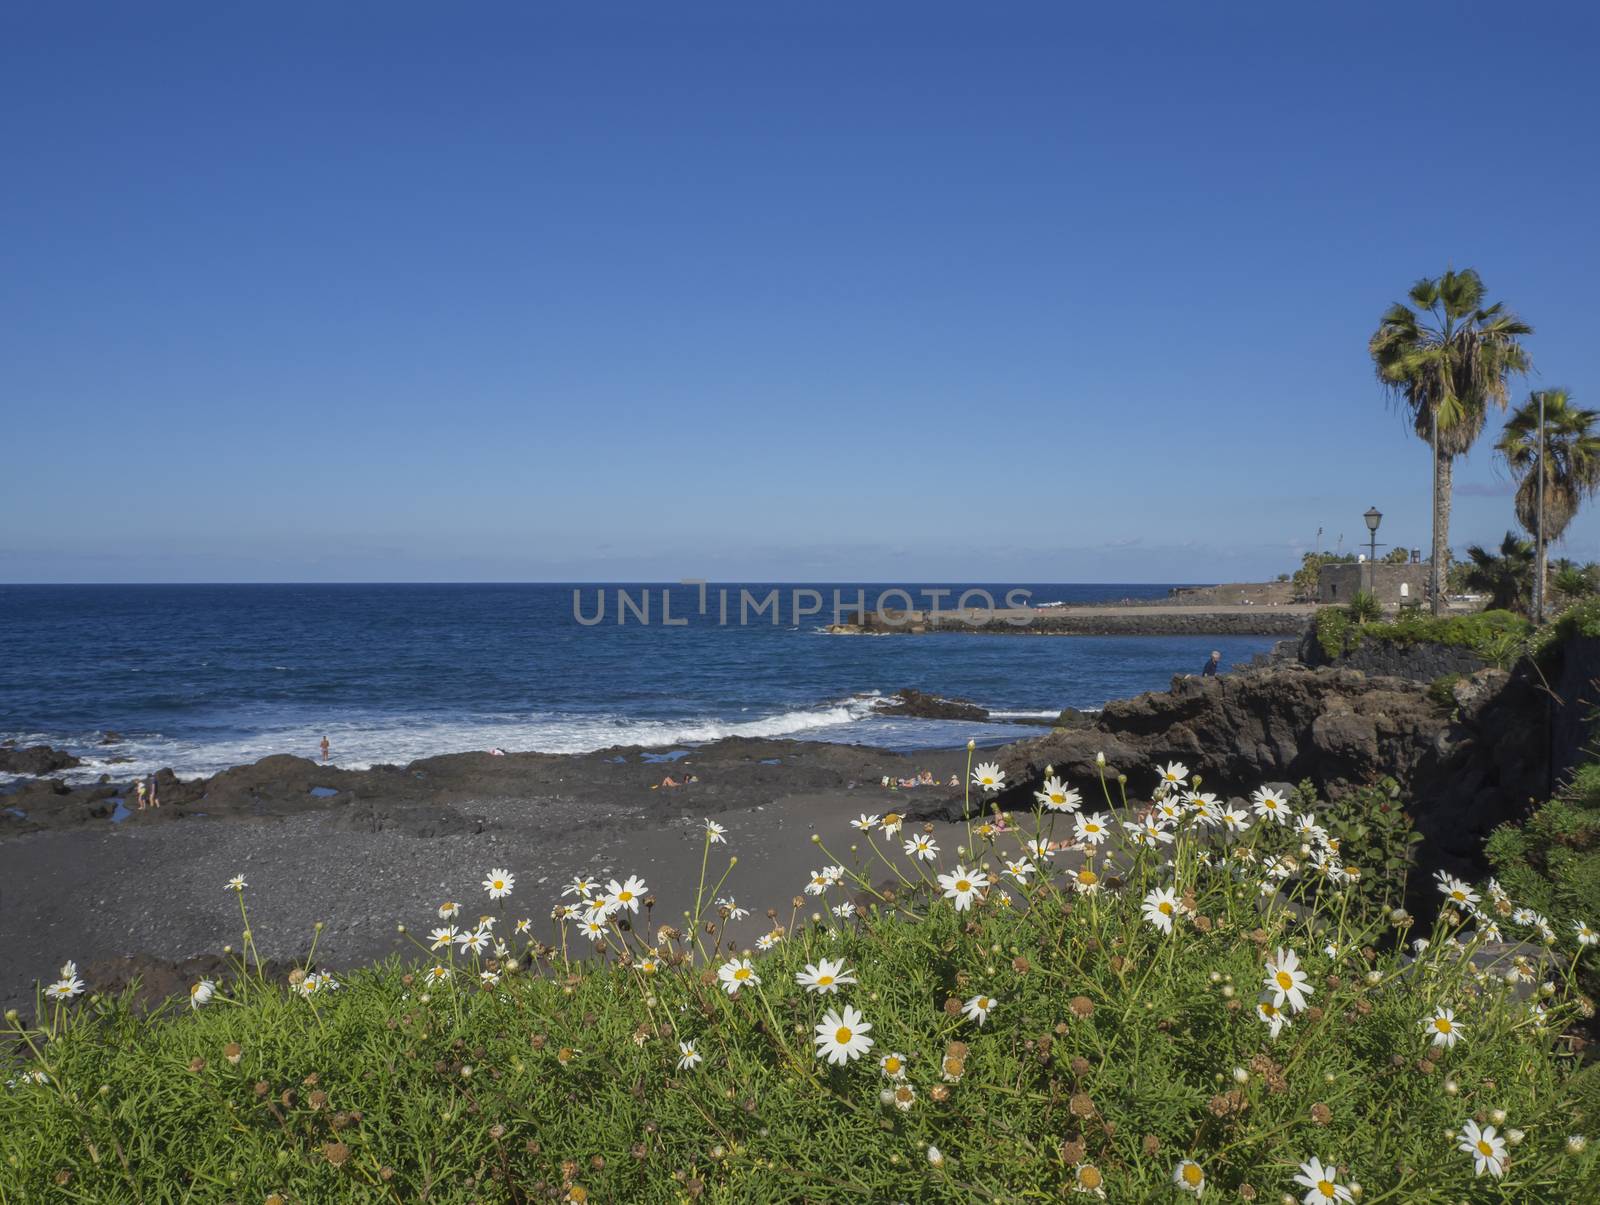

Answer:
[1364,507,1383,597]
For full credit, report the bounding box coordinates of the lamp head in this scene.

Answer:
[1364,507,1382,534]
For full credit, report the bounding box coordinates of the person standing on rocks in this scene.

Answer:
[320,735,330,763]
[1201,651,1222,677]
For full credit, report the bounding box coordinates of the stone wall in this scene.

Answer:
[1318,562,1428,606]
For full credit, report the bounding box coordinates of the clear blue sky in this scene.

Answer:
[3,2,1596,583]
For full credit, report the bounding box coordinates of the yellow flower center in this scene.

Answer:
[1078,1166,1103,1189]
[1318,1180,1335,1196]
[1276,971,1294,990]
[885,1057,901,1073]
[1477,1140,1493,1157]
[1079,870,1098,885]
[1182,1164,1202,1186]
[1436,1018,1452,1032]
[734,968,750,981]
[956,880,971,892]
[835,1026,853,1044]
[619,891,632,902]
[817,975,834,986]
[1159,902,1173,916]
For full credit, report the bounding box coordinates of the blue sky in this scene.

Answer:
[3,2,1597,583]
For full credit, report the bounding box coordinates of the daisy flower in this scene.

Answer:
[1264,947,1313,1013]
[582,895,614,923]
[716,897,749,920]
[456,929,490,955]
[1073,812,1110,845]
[45,972,85,1001]
[606,876,646,914]
[561,876,598,898]
[1435,874,1480,911]
[804,870,832,896]
[937,865,990,912]
[904,834,939,861]
[1035,776,1080,812]
[1220,807,1251,834]
[851,813,880,832]
[703,819,727,844]
[880,813,904,836]
[971,762,1005,792]
[1142,887,1181,935]
[1156,761,1190,790]
[676,1041,703,1071]
[879,1051,908,1080]
[1071,867,1102,895]
[189,979,215,1009]
[756,931,781,951]
[437,901,460,919]
[428,926,458,951]
[891,1082,916,1111]
[479,969,500,987]
[1293,1156,1353,1203]
[1154,797,1184,824]
[831,902,856,919]
[1458,1120,1507,1177]
[1024,837,1055,860]
[961,993,997,1026]
[224,874,247,891]
[426,965,452,984]
[1126,818,1174,848]
[1294,813,1328,845]
[1250,786,1288,823]
[1172,1159,1205,1196]
[1424,1007,1464,1049]
[514,917,531,934]
[1574,919,1598,947]
[482,868,514,899]
[718,957,759,995]
[1004,858,1036,882]
[813,1004,874,1064]
[579,918,607,942]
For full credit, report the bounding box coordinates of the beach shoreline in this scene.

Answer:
[0,737,987,1018]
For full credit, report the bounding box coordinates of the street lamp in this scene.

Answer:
[1363,507,1383,596]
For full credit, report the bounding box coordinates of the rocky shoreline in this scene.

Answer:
[3,643,1583,1019]
[827,604,1314,637]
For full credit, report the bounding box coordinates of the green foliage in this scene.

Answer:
[1532,597,1600,663]
[1462,533,1536,615]
[5,772,1599,1202]
[1485,761,1600,937]
[1381,547,1412,565]
[1348,590,1383,623]
[1314,607,1531,668]
[1554,563,1600,602]
[1426,674,1463,711]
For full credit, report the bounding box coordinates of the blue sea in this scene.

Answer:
[0,584,1277,781]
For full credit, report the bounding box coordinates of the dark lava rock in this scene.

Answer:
[1054,707,1096,729]
[79,953,299,1013]
[874,689,989,722]
[0,745,81,776]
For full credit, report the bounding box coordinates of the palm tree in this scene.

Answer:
[1368,269,1532,614]
[1497,389,1600,621]
[1461,532,1536,614]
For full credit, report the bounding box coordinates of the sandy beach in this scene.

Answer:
[0,738,986,1017]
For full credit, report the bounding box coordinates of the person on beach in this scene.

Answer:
[320,735,330,762]
[147,777,160,808]
[135,778,147,811]
[1201,650,1222,677]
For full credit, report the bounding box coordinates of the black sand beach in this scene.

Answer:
[0,739,983,1017]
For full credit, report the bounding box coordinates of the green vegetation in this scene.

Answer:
[1463,533,1537,616]
[1426,673,1463,711]
[1347,589,1382,623]
[5,766,1600,1202]
[1313,606,1531,666]
[1369,269,1533,616]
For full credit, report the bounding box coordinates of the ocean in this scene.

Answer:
[0,584,1278,781]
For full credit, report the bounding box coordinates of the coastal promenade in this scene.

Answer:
[828,602,1318,637]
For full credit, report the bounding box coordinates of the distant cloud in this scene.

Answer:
[1456,481,1514,497]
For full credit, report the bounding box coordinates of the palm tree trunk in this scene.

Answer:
[1431,447,1452,615]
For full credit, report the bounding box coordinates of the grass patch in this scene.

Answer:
[4,766,1599,1202]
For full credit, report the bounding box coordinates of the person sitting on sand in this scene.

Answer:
[918,770,935,786]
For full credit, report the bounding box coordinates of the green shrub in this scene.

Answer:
[1314,606,1354,660]
[1348,589,1382,623]
[1484,761,1600,941]
[1426,674,1462,711]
